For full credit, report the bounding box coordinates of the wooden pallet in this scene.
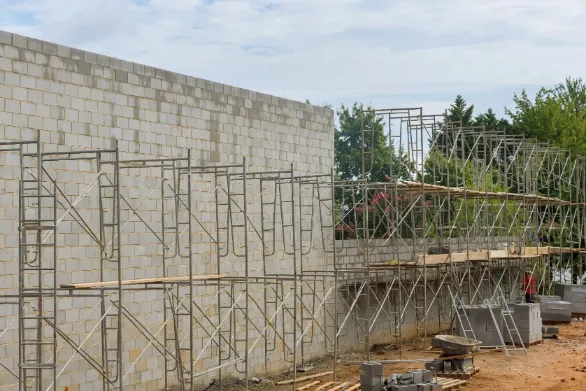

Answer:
[439,368,480,380]
[437,377,469,390]
[60,274,226,289]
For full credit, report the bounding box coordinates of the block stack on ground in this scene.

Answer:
[555,284,586,315]
[537,295,573,322]
[456,305,506,347]
[505,303,542,345]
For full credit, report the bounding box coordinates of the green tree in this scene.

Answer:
[334,103,411,182]
[553,77,586,116]
[506,77,586,154]
[474,108,512,133]
[334,103,413,240]
[448,95,475,126]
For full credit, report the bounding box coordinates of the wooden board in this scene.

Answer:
[60,274,226,289]
[326,382,350,391]
[313,382,335,391]
[296,381,320,390]
[276,371,334,385]
[393,180,581,206]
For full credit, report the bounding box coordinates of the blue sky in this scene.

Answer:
[1,0,585,119]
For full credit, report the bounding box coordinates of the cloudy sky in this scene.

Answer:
[1,0,585,118]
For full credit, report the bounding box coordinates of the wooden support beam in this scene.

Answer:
[60,274,226,289]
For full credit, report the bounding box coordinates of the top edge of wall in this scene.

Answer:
[0,29,334,122]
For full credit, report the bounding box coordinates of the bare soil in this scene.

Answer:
[182,322,586,390]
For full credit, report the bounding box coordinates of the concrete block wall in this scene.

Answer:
[0,30,447,391]
[0,29,340,391]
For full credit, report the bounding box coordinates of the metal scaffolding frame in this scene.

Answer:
[0,108,585,390]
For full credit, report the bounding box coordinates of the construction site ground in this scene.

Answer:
[216,322,586,391]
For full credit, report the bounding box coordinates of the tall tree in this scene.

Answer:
[553,77,586,116]
[506,77,586,154]
[447,95,475,126]
[334,103,411,182]
[474,108,512,133]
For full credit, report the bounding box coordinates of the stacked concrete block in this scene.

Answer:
[504,303,542,345]
[554,284,586,314]
[361,362,384,391]
[457,305,505,347]
[537,295,572,322]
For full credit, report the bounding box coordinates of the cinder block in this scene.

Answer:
[421,370,433,382]
[443,361,452,373]
[362,362,384,376]
[360,374,383,386]
[0,30,12,44]
[425,360,443,373]
[407,370,423,384]
[547,326,559,334]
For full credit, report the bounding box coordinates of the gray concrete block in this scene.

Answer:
[115,69,128,82]
[421,370,432,382]
[417,384,431,391]
[429,383,442,391]
[444,361,451,373]
[0,30,12,44]
[547,326,559,334]
[425,360,443,372]
[362,362,384,376]
[407,371,422,384]
[361,374,383,386]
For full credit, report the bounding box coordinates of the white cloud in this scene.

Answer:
[1,0,585,116]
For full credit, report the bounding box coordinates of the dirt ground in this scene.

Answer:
[217,321,586,391]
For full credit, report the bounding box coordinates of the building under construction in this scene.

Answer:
[0,31,585,391]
